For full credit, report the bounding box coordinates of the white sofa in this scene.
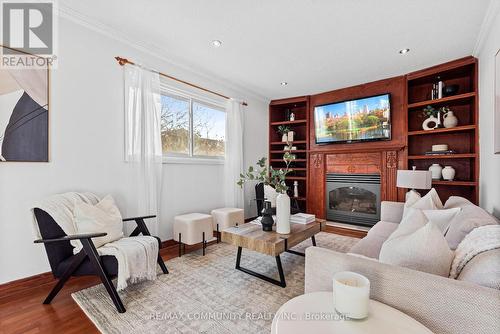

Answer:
[305,197,500,334]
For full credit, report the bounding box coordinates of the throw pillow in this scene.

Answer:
[423,207,461,234]
[411,188,443,211]
[386,207,428,241]
[402,190,421,218]
[73,195,124,252]
[379,222,454,277]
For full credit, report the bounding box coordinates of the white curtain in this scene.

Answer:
[224,98,245,208]
[124,64,162,235]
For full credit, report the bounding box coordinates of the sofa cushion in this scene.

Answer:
[349,221,399,259]
[387,208,428,240]
[379,222,454,277]
[444,198,499,250]
[457,248,500,290]
[423,208,461,234]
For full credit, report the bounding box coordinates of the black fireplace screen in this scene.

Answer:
[326,173,381,226]
[329,187,377,215]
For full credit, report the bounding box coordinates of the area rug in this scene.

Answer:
[72,232,359,334]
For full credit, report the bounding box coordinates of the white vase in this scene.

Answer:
[429,163,443,180]
[287,131,294,142]
[422,116,440,130]
[281,133,288,142]
[443,111,458,128]
[276,193,291,234]
[442,166,456,181]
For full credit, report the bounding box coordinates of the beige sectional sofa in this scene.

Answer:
[305,197,500,334]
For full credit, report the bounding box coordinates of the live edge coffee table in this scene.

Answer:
[221,219,326,288]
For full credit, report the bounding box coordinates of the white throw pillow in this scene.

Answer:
[379,222,454,277]
[264,185,278,207]
[423,207,461,234]
[412,188,443,211]
[387,208,428,241]
[402,190,421,218]
[72,195,124,252]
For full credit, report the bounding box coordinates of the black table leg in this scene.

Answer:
[311,235,317,246]
[235,247,286,288]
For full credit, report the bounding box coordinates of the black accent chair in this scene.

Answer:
[254,183,301,217]
[33,209,168,313]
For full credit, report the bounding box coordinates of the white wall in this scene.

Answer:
[477,8,500,218]
[0,17,268,284]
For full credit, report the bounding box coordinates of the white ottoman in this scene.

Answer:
[211,208,244,242]
[173,213,213,257]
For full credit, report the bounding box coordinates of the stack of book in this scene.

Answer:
[290,213,316,224]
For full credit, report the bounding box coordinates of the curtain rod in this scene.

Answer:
[115,56,248,106]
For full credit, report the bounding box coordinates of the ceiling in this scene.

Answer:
[59,0,492,100]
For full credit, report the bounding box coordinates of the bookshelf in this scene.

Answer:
[268,96,310,212]
[405,56,479,204]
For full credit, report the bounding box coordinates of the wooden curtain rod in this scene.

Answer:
[115,56,248,106]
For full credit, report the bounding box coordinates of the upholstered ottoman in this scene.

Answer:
[173,213,213,257]
[211,208,244,242]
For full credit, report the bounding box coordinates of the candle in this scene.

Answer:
[332,271,370,319]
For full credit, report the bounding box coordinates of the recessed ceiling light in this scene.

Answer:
[280,82,288,86]
[211,40,222,47]
[399,48,410,55]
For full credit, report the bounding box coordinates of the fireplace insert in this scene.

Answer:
[326,173,381,227]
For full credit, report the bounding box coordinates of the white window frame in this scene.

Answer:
[160,84,226,165]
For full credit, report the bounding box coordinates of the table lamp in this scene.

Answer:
[397,166,432,200]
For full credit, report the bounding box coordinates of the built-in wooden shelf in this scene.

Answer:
[270,119,307,126]
[288,167,307,171]
[270,150,307,153]
[292,197,307,201]
[270,159,307,162]
[408,92,476,109]
[407,125,476,136]
[432,180,477,186]
[408,153,477,160]
[270,140,307,145]
[286,176,307,180]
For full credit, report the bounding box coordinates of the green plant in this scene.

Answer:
[237,143,296,194]
[277,125,291,135]
[423,105,438,118]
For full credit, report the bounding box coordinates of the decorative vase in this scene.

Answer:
[281,133,288,142]
[443,110,458,128]
[287,131,294,142]
[290,112,295,121]
[293,181,299,198]
[422,115,440,130]
[260,201,274,231]
[442,166,456,181]
[276,193,291,234]
[429,163,443,180]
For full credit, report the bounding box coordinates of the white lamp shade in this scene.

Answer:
[397,170,432,190]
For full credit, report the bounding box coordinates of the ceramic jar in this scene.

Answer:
[422,115,440,130]
[443,111,458,128]
[442,166,456,181]
[429,163,443,180]
[281,133,288,142]
[276,193,291,234]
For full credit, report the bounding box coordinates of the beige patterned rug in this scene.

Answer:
[72,232,358,334]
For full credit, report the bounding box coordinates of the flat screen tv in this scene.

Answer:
[314,93,391,144]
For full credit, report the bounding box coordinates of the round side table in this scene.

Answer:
[272,292,433,334]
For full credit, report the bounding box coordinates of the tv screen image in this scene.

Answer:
[314,94,391,144]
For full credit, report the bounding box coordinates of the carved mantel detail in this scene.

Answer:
[386,151,398,169]
[312,154,323,168]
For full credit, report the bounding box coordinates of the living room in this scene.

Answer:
[0,1,499,333]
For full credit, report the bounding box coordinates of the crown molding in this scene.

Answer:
[473,0,500,56]
[56,4,269,104]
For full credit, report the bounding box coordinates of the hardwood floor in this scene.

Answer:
[0,230,362,334]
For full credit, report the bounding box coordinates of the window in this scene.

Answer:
[160,88,225,162]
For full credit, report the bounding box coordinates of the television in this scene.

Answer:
[314,93,391,144]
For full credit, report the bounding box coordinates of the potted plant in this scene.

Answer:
[277,125,290,142]
[237,143,296,233]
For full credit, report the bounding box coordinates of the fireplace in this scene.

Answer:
[326,173,381,227]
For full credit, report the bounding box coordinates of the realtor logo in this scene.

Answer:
[2,1,53,54]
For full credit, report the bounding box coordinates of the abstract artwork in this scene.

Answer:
[0,46,49,162]
[496,49,500,154]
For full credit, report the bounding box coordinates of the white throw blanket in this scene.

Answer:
[449,225,500,279]
[32,192,158,290]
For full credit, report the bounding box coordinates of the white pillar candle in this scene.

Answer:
[332,271,370,319]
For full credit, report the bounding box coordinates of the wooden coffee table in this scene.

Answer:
[221,219,326,288]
